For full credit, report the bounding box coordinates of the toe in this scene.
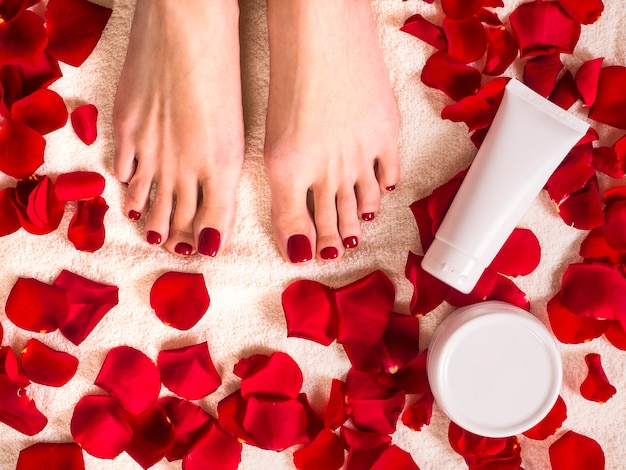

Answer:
[355,170,381,221]
[124,162,153,221]
[143,183,174,246]
[375,147,400,192]
[164,182,198,257]
[312,187,344,261]
[336,185,362,249]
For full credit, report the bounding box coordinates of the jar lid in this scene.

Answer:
[427,301,562,438]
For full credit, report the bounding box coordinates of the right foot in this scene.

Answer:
[113,0,244,257]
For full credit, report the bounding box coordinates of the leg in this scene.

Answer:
[264,0,400,263]
[113,0,244,257]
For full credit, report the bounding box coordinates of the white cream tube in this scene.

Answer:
[422,79,589,294]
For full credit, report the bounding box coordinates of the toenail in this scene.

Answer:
[128,210,141,221]
[343,236,359,249]
[198,228,221,257]
[147,231,162,245]
[320,247,339,260]
[175,242,193,256]
[361,212,375,221]
[287,235,312,263]
[386,185,396,192]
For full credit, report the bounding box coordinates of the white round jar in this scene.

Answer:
[427,301,562,438]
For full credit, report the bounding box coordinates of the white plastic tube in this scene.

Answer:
[422,79,589,294]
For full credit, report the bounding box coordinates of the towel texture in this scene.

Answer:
[1,0,625,469]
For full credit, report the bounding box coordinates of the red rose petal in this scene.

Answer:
[510,0,581,57]
[550,69,581,110]
[293,430,344,470]
[242,395,309,451]
[475,7,503,26]
[335,271,394,348]
[421,51,482,102]
[405,252,449,316]
[125,406,175,469]
[282,279,337,346]
[53,270,119,346]
[575,58,603,108]
[557,0,604,24]
[580,353,616,403]
[26,175,64,234]
[0,187,21,236]
[150,271,209,330]
[556,176,605,230]
[11,88,68,135]
[16,442,84,470]
[20,338,78,387]
[236,351,303,400]
[0,119,46,179]
[216,390,258,447]
[483,26,518,76]
[588,66,626,129]
[580,228,623,264]
[156,396,213,462]
[547,144,595,206]
[70,395,132,459]
[70,104,98,145]
[604,185,626,210]
[340,427,391,451]
[345,445,389,470]
[441,0,484,21]
[442,16,487,64]
[0,346,29,387]
[55,171,106,201]
[67,196,108,252]
[547,293,608,344]
[522,395,567,440]
[45,0,112,67]
[441,95,492,131]
[490,228,541,277]
[94,346,161,415]
[604,321,626,351]
[602,200,626,251]
[409,197,435,252]
[401,390,434,432]
[400,14,447,50]
[298,393,325,441]
[549,431,605,470]
[378,349,429,395]
[371,445,420,470]
[324,379,347,431]
[523,53,564,97]
[183,421,243,470]
[157,342,221,400]
[0,375,47,435]
[0,10,47,65]
[14,51,63,95]
[448,422,521,468]
[0,0,29,22]
[5,277,69,333]
[592,146,625,179]
[561,262,626,326]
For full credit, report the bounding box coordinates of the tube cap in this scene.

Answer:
[421,237,485,294]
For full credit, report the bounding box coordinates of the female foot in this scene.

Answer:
[113,0,244,257]
[264,0,400,264]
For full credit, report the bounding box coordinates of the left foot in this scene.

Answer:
[264,0,400,264]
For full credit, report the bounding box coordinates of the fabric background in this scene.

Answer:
[1,0,625,468]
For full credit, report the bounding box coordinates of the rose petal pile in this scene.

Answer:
[0,0,112,251]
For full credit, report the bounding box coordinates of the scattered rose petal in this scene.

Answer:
[523,53,564,97]
[602,200,626,251]
[0,187,21,236]
[589,66,626,129]
[448,422,521,468]
[523,395,567,440]
[441,0,484,21]
[94,346,160,415]
[489,228,541,277]
[557,0,604,24]
[592,146,625,178]
[150,271,210,330]
[400,14,446,50]
[282,280,336,345]
[483,26,518,76]
[293,430,344,470]
[442,16,487,64]
[13,51,63,96]
[0,346,30,387]
[0,10,47,65]
[20,338,78,387]
[551,69,580,109]
[70,395,132,459]
[16,442,84,470]
[510,0,581,57]
[45,0,112,67]
[5,277,69,333]
[371,445,420,470]
[341,427,391,451]
[236,352,303,400]
[299,393,325,442]
[0,119,46,179]
[556,176,605,230]
[580,353,616,403]
[53,270,119,346]
[378,349,429,395]
[401,391,434,432]
[547,294,608,344]
[125,406,175,469]
[217,390,258,447]
[0,375,47,435]
[421,51,482,101]
[549,431,605,470]
[11,88,68,135]
[345,445,389,470]
[579,228,623,264]
[604,321,626,350]
[405,252,449,316]
[55,171,106,201]
[157,342,221,401]
[67,196,108,252]
[441,95,493,131]
[183,421,243,470]
[70,104,98,145]
[324,379,347,431]
[547,144,596,205]
[575,58,603,107]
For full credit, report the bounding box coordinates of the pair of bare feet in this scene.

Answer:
[113,0,400,264]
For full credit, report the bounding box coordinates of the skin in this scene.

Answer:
[113,0,400,263]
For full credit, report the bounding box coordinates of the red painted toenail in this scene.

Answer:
[362,212,375,221]
[198,228,220,257]
[386,185,396,192]
[175,242,193,256]
[320,246,339,260]
[287,235,312,263]
[128,210,141,221]
[147,231,162,245]
[343,236,359,249]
